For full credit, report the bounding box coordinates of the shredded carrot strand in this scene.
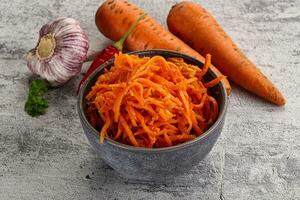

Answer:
[119,116,139,147]
[113,122,122,140]
[199,54,211,77]
[99,113,111,143]
[163,133,172,147]
[204,76,226,88]
[125,104,137,127]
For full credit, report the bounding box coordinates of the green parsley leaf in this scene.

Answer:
[25,79,49,117]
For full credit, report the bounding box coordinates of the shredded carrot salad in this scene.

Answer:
[85,53,224,148]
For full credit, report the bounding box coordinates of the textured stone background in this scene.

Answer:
[0,0,299,199]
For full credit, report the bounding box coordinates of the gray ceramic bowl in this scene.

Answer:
[78,50,228,181]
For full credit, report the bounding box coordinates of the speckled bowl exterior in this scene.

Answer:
[78,50,228,181]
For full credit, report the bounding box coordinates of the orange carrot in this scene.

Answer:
[95,0,231,95]
[167,1,285,106]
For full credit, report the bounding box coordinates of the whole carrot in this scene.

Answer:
[167,1,285,106]
[95,0,231,95]
[77,13,146,94]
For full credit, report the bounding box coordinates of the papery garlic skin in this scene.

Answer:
[26,18,89,87]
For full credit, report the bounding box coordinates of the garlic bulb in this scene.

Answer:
[26,18,89,87]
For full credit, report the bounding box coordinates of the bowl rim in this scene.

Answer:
[78,49,228,153]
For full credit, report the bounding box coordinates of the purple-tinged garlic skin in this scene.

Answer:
[26,18,89,87]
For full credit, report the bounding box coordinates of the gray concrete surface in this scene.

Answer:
[0,0,299,199]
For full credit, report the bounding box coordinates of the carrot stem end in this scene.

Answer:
[113,13,147,51]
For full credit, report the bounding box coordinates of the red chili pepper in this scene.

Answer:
[77,13,146,94]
